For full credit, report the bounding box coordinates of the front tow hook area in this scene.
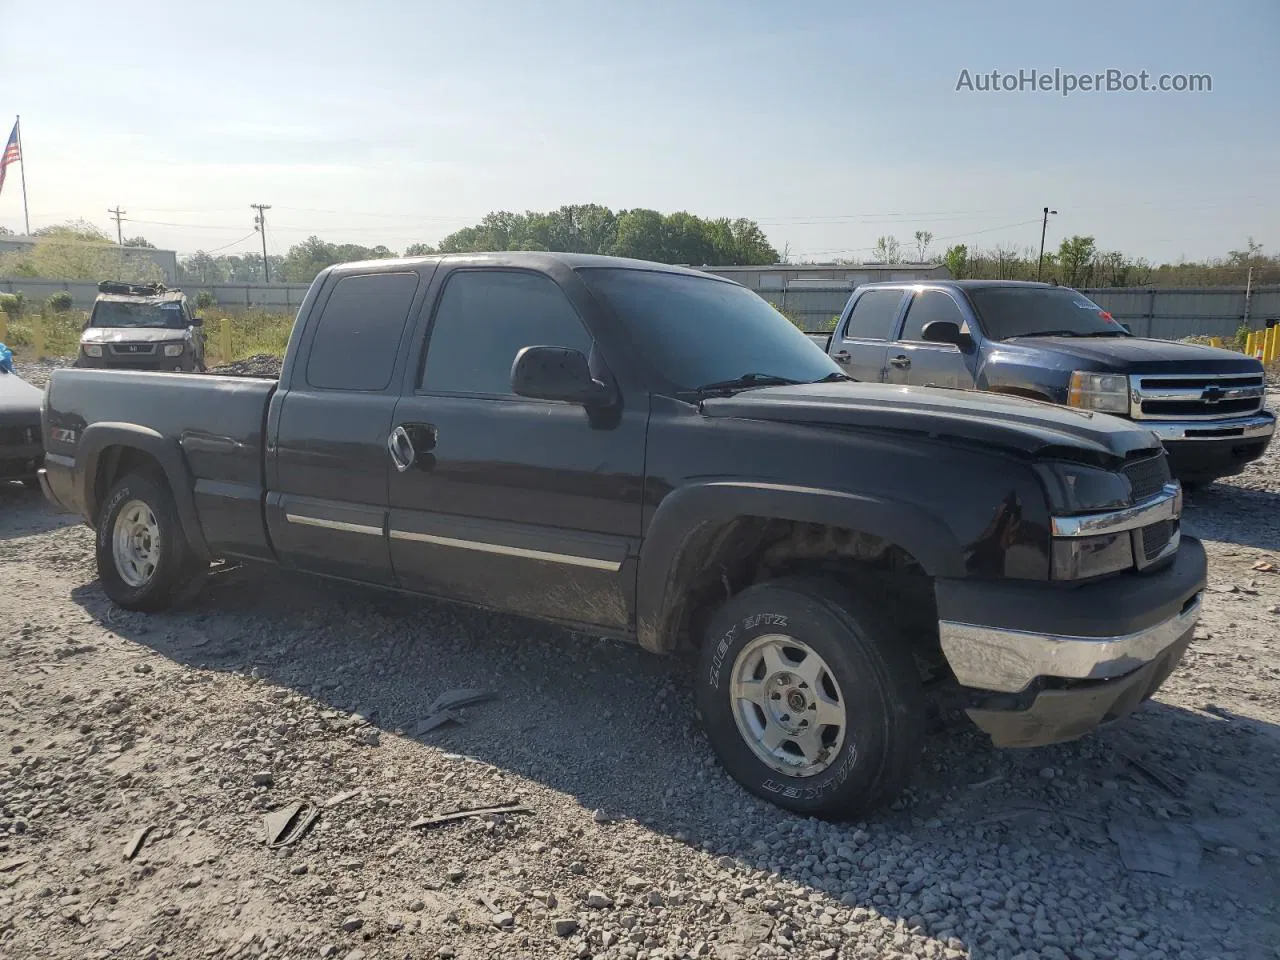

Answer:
[965,630,1193,748]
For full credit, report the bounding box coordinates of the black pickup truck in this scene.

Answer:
[41,253,1206,818]
[811,280,1274,487]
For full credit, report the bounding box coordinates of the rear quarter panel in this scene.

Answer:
[44,369,276,559]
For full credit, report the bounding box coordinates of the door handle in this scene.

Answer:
[889,356,911,368]
[387,426,416,473]
[833,350,851,362]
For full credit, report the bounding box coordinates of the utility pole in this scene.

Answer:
[108,206,126,245]
[1037,207,1057,282]
[251,203,272,283]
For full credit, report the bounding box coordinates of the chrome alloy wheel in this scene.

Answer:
[112,499,161,587]
[730,634,848,777]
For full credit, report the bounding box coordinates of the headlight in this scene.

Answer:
[1051,533,1133,580]
[163,343,185,357]
[1068,371,1129,413]
[1037,461,1132,513]
[83,344,103,357]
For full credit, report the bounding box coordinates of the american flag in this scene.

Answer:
[0,122,20,197]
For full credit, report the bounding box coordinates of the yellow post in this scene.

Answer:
[33,314,45,360]
[219,318,232,364]
[1209,336,1223,348]
[1244,331,1255,356]
[0,312,7,344]
[1265,324,1278,364]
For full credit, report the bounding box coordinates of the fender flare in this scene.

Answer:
[635,481,964,652]
[77,422,211,561]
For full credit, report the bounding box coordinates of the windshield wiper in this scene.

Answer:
[812,371,854,383]
[696,373,802,394]
[1008,330,1081,338]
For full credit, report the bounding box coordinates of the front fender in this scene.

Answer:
[635,481,964,652]
[78,422,211,561]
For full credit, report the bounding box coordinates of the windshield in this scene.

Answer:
[967,286,1128,340]
[91,300,187,329]
[579,268,841,390]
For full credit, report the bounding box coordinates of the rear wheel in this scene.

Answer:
[695,576,924,819]
[96,471,208,610]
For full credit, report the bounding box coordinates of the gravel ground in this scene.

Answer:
[2,363,1278,960]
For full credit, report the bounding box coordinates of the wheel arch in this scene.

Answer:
[635,482,962,654]
[79,423,211,562]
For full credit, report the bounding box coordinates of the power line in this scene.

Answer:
[251,203,272,283]
[202,230,261,254]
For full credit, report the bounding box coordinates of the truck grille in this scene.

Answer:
[1128,373,1266,420]
[1140,520,1176,563]
[1121,453,1171,502]
[108,342,157,356]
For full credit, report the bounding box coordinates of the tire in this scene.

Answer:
[695,576,925,820]
[96,471,208,611]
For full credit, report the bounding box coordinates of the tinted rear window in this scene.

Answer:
[843,289,904,341]
[306,272,419,391]
[967,287,1127,340]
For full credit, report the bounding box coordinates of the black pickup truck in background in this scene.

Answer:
[811,280,1274,487]
[41,254,1206,818]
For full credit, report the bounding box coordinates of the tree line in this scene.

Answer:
[3,215,1275,290]
[862,231,1278,288]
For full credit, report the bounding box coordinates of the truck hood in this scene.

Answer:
[81,327,188,344]
[700,381,1161,462]
[993,335,1260,374]
[0,370,43,423]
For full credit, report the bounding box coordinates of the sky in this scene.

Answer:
[1,0,1276,265]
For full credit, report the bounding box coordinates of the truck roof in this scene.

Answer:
[95,290,187,305]
[325,251,739,283]
[857,279,1062,291]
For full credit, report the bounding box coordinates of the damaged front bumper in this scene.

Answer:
[935,536,1207,748]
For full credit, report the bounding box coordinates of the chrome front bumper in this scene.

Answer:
[1141,412,1275,443]
[939,591,1202,696]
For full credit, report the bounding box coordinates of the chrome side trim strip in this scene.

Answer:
[939,592,1202,694]
[285,514,383,537]
[389,529,622,571]
[1051,483,1181,538]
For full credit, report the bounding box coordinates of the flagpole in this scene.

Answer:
[15,115,29,235]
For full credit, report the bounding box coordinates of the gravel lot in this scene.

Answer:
[2,361,1278,960]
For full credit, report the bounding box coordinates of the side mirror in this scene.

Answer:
[191,316,204,326]
[922,320,974,350]
[511,345,612,405]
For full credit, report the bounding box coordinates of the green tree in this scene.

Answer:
[871,235,903,264]
[277,236,397,283]
[913,230,934,262]
[404,243,437,257]
[1058,235,1098,287]
[943,243,968,279]
[611,208,667,261]
[122,235,155,249]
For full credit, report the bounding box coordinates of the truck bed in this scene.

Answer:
[43,369,277,558]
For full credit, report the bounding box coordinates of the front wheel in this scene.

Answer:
[96,471,208,610]
[695,577,924,820]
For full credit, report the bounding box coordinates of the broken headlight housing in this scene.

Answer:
[1036,461,1132,515]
